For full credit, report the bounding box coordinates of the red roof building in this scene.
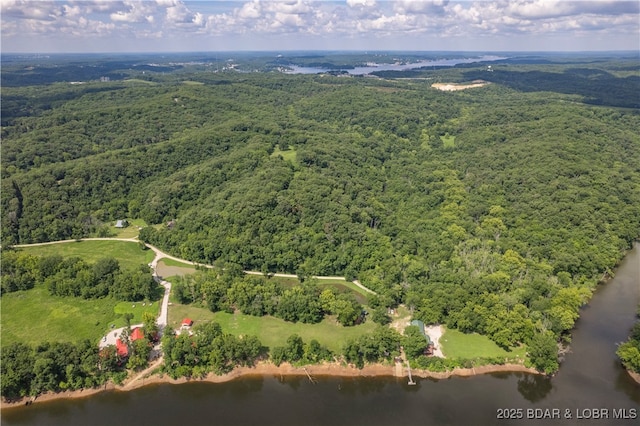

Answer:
[181,318,193,327]
[130,327,145,342]
[116,338,129,357]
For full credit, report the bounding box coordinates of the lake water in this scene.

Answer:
[284,55,506,75]
[3,244,639,426]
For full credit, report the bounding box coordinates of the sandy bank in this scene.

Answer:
[1,361,538,409]
[628,370,640,385]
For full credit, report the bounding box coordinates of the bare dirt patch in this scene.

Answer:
[425,325,445,358]
[389,305,412,334]
[432,80,489,91]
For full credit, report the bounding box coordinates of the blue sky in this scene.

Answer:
[2,1,639,52]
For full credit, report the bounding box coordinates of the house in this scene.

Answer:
[116,338,129,357]
[130,327,145,342]
[181,318,193,328]
[115,219,128,228]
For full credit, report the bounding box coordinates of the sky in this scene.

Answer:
[1,0,639,53]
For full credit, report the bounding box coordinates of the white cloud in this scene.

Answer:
[237,0,262,19]
[1,0,60,20]
[347,0,377,7]
[1,0,638,52]
[394,0,449,14]
[110,1,155,23]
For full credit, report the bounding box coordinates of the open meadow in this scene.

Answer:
[168,303,377,353]
[16,240,155,271]
[440,328,528,361]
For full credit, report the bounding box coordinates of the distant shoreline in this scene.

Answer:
[1,361,538,410]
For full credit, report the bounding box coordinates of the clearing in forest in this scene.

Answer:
[432,81,489,91]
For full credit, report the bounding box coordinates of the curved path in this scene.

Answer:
[15,236,378,378]
[14,238,376,294]
[15,236,376,347]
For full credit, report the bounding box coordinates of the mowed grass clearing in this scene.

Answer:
[440,328,527,360]
[270,144,297,164]
[112,218,148,239]
[17,240,155,271]
[2,288,162,349]
[168,304,376,353]
[1,285,120,347]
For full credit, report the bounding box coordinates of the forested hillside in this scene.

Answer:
[2,57,639,356]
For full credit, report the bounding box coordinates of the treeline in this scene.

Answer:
[462,66,640,109]
[0,340,125,400]
[1,317,159,400]
[161,323,400,379]
[162,322,263,378]
[171,268,367,327]
[0,251,160,301]
[617,307,640,374]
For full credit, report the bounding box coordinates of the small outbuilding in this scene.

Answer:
[115,219,128,228]
[410,319,431,345]
[130,327,145,342]
[181,318,193,327]
[116,339,129,357]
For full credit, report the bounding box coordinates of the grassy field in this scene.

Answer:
[270,144,297,164]
[440,133,456,148]
[159,258,196,268]
[440,328,528,360]
[17,240,155,270]
[113,301,160,325]
[2,288,161,348]
[112,218,147,239]
[167,304,376,353]
[1,285,120,347]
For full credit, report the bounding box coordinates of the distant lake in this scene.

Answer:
[283,55,506,75]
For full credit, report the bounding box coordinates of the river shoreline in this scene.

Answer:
[627,370,640,385]
[1,361,539,410]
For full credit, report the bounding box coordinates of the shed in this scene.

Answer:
[410,319,431,345]
[115,219,128,228]
[182,318,193,327]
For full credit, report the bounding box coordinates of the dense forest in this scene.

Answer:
[617,305,640,375]
[2,54,639,368]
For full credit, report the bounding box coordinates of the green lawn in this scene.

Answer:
[17,240,155,271]
[168,304,376,353]
[112,218,147,239]
[2,288,161,349]
[113,301,160,326]
[1,286,121,347]
[439,328,527,361]
[270,145,297,164]
[158,258,197,268]
[440,133,456,148]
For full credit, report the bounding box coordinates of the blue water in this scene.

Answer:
[283,55,506,75]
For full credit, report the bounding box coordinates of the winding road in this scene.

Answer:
[14,237,376,294]
[14,236,377,347]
